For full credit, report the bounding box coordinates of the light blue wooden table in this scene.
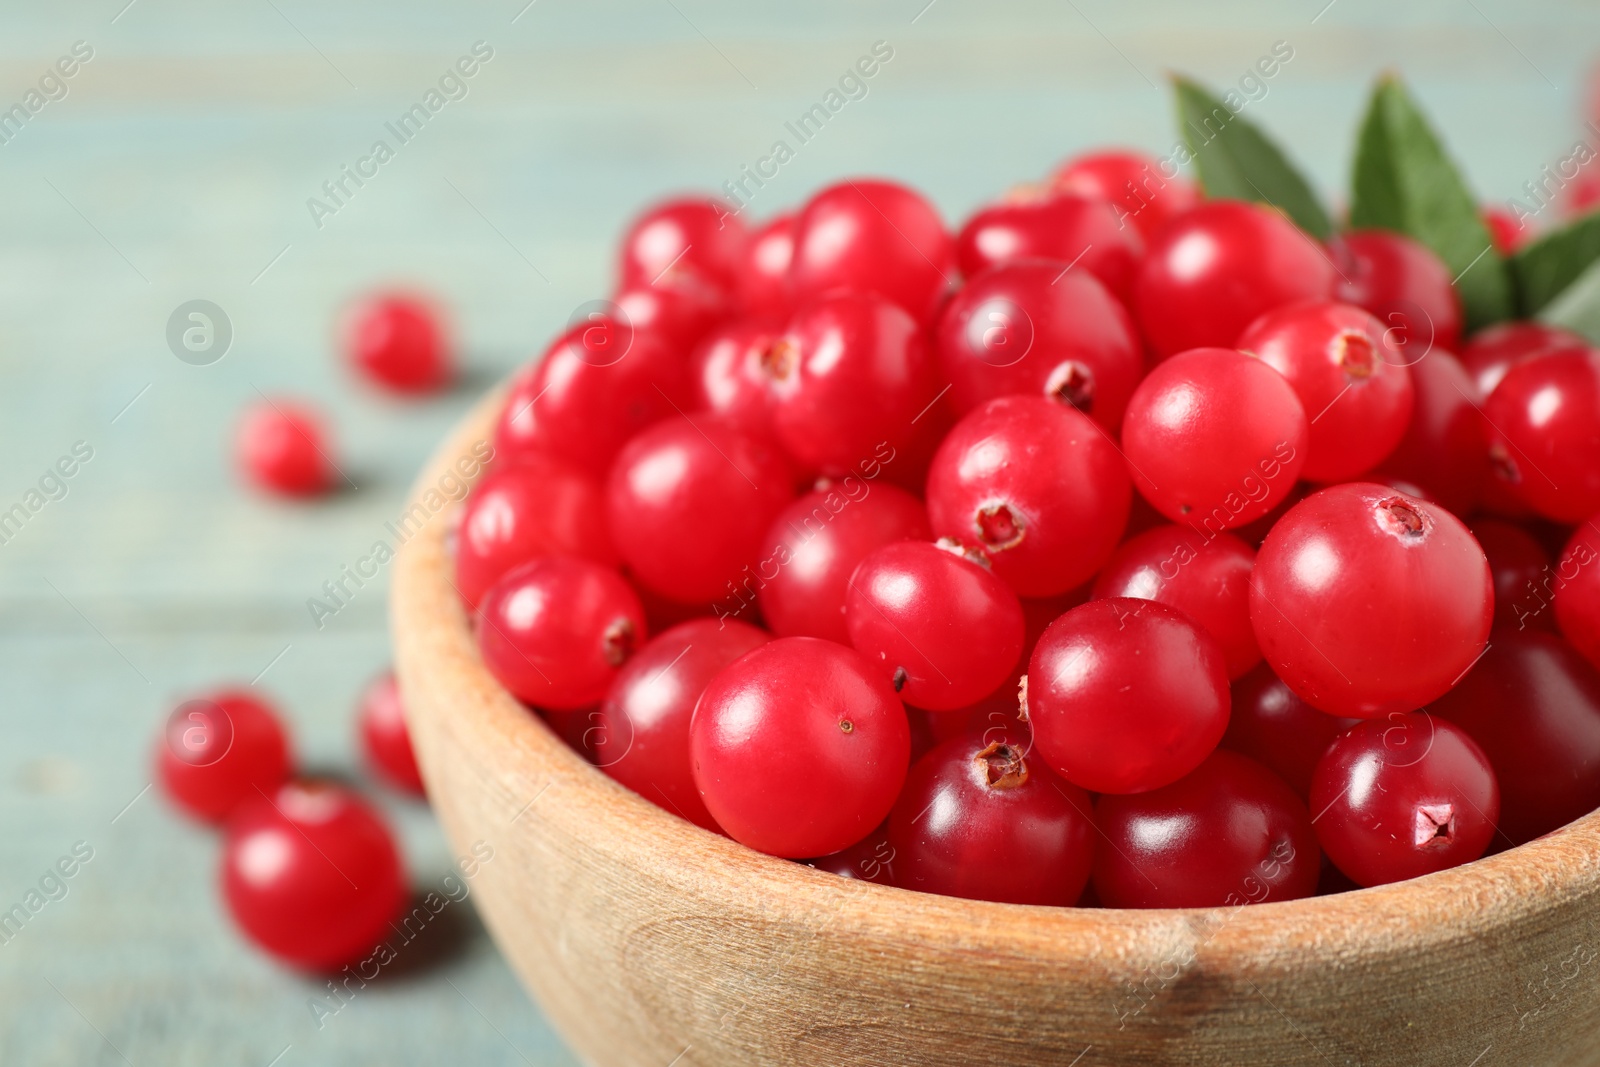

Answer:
[1,1,1595,1063]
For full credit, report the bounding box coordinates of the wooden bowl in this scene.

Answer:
[393,390,1600,1067]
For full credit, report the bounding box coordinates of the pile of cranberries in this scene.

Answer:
[153,673,427,968]
[457,153,1600,910]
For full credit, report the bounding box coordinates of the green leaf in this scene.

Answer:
[1536,256,1600,344]
[1172,76,1333,241]
[1349,75,1515,331]
[1514,210,1600,316]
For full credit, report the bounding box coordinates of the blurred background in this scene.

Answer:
[1,1,1596,1063]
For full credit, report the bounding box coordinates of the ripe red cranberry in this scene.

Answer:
[1091,524,1260,679]
[689,319,784,442]
[845,540,1025,711]
[614,277,731,358]
[236,398,336,498]
[1310,713,1500,887]
[927,396,1130,596]
[1050,148,1199,240]
[954,194,1143,303]
[1335,230,1462,356]
[220,781,407,971]
[493,320,689,478]
[1237,300,1415,483]
[933,260,1142,431]
[454,453,617,609]
[756,482,930,641]
[807,820,897,884]
[1377,349,1488,516]
[475,557,645,710]
[343,293,452,394]
[1483,350,1600,522]
[789,178,954,321]
[1133,200,1336,360]
[1469,518,1557,633]
[1093,750,1321,908]
[887,729,1095,905]
[1482,205,1529,255]
[1430,631,1600,844]
[1251,484,1492,718]
[1459,321,1589,397]
[1555,521,1600,670]
[617,196,745,295]
[1223,664,1359,799]
[738,213,794,322]
[1028,598,1230,794]
[1121,347,1308,532]
[690,637,910,858]
[606,415,794,605]
[355,671,424,796]
[767,291,936,476]
[590,618,770,833]
[156,689,293,823]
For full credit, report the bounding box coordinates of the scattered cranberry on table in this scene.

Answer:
[357,671,426,798]
[343,293,452,395]
[221,781,407,970]
[156,689,293,823]
[236,397,336,498]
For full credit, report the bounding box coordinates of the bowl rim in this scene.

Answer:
[395,382,1600,973]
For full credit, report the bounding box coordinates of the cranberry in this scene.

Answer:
[1093,750,1321,908]
[1091,524,1261,679]
[933,260,1143,431]
[887,730,1095,905]
[591,618,770,832]
[1027,598,1230,794]
[606,415,793,605]
[690,637,910,858]
[1222,664,1359,799]
[1133,200,1336,360]
[342,293,452,394]
[1237,300,1415,483]
[475,557,645,710]
[789,178,954,321]
[357,671,425,797]
[1377,348,1488,516]
[220,781,407,971]
[236,398,336,498]
[1251,484,1492,718]
[689,319,784,442]
[1310,713,1499,887]
[927,396,1130,596]
[738,213,795,322]
[1555,520,1600,670]
[492,320,688,478]
[807,820,897,885]
[1050,149,1200,240]
[614,278,730,357]
[1430,631,1600,844]
[755,482,930,641]
[1469,518,1556,633]
[454,453,617,609]
[767,291,936,477]
[1335,230,1462,355]
[1120,347,1308,532]
[1482,205,1529,255]
[617,196,745,296]
[1483,349,1600,522]
[954,194,1143,303]
[845,540,1025,711]
[155,689,293,823]
[1459,321,1589,397]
